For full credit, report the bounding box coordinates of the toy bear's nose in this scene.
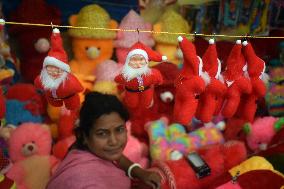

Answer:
[28,145,34,151]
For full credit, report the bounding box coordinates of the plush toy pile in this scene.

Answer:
[0,3,283,189]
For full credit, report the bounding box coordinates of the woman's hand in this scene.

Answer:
[132,166,161,189]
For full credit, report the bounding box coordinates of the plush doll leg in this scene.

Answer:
[196,94,216,123]
[46,96,63,107]
[124,91,139,109]
[64,94,81,110]
[173,98,198,129]
[222,88,240,118]
[236,95,257,123]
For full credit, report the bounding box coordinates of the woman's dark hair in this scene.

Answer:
[74,92,129,150]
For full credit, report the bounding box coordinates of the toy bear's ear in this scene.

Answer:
[69,15,78,26]
[243,123,251,135]
[274,117,284,132]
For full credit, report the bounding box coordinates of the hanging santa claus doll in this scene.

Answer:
[115,42,167,112]
[34,28,83,111]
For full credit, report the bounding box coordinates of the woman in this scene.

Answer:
[47,92,161,189]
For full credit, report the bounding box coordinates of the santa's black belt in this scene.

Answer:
[125,86,150,92]
[49,93,76,100]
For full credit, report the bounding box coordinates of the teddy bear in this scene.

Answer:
[68,4,118,91]
[235,41,267,122]
[243,116,284,152]
[195,39,227,123]
[6,123,59,189]
[8,0,61,82]
[146,118,225,161]
[173,36,208,129]
[151,140,247,189]
[114,9,155,65]
[153,10,191,67]
[219,40,252,118]
[93,60,123,96]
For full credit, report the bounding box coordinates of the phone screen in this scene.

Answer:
[187,153,205,167]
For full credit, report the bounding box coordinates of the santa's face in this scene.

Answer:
[40,66,67,90]
[121,54,151,81]
[128,54,147,69]
[46,65,64,79]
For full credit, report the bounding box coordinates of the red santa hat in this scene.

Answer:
[242,41,265,78]
[43,28,70,72]
[125,41,167,64]
[202,38,221,79]
[224,40,244,81]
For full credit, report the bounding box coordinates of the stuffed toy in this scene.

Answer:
[173,36,208,128]
[235,41,267,122]
[153,10,191,67]
[146,118,225,161]
[209,156,284,189]
[0,174,16,189]
[151,140,247,189]
[0,20,20,85]
[114,41,165,111]
[8,0,61,82]
[68,4,118,91]
[123,122,149,168]
[220,40,252,118]
[57,108,78,140]
[6,83,46,116]
[52,135,75,160]
[195,39,227,123]
[243,116,284,152]
[34,28,84,111]
[93,60,122,96]
[151,62,179,122]
[114,9,154,64]
[6,123,59,189]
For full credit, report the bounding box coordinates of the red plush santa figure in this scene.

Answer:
[115,41,166,112]
[220,40,252,118]
[34,28,83,111]
[173,36,208,129]
[235,41,267,122]
[195,39,227,123]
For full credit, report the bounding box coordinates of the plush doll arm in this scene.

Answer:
[193,76,206,94]
[114,74,126,85]
[34,75,44,90]
[6,163,25,185]
[151,68,163,85]
[49,155,60,175]
[252,79,266,98]
[236,77,252,94]
[68,74,84,93]
[209,79,227,96]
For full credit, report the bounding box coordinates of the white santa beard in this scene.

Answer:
[40,68,68,90]
[121,63,151,81]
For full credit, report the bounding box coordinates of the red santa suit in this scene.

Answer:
[115,42,166,111]
[173,36,208,128]
[220,40,252,118]
[195,39,227,123]
[235,41,266,122]
[34,28,83,110]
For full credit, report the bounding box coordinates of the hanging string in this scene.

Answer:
[2,21,284,39]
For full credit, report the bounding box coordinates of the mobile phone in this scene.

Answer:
[186,152,211,179]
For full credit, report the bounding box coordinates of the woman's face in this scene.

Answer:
[84,112,127,161]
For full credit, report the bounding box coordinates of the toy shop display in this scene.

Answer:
[0,1,283,188]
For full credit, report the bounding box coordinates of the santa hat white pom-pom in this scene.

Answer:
[209,38,215,44]
[162,55,167,61]
[0,19,5,25]
[236,40,241,44]
[177,36,183,42]
[53,28,60,33]
[242,40,248,46]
